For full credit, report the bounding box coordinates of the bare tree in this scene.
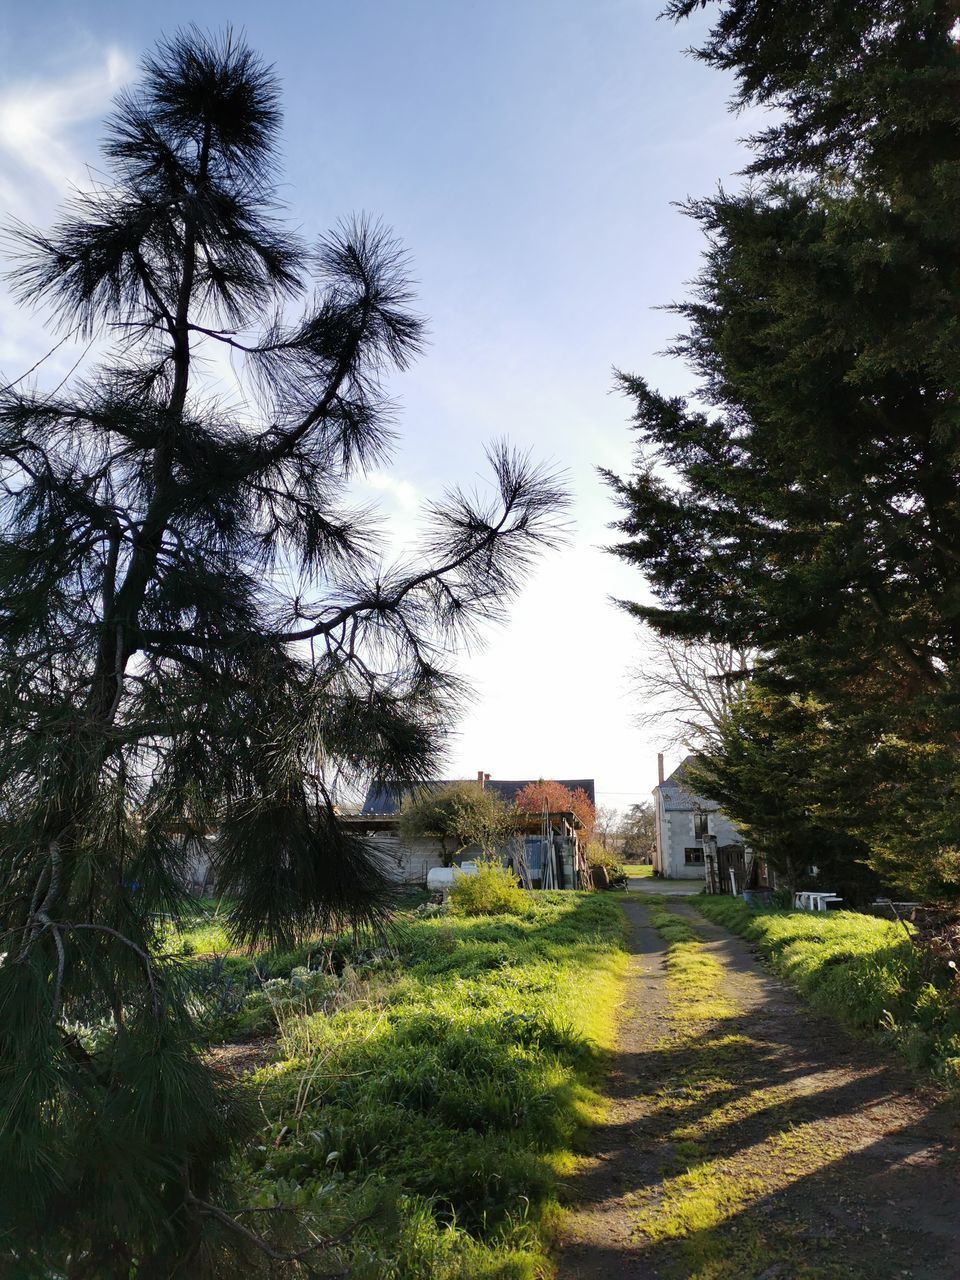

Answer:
[618,802,656,862]
[593,804,621,851]
[631,630,754,750]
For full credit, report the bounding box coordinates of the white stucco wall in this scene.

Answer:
[183,835,217,894]
[657,807,741,880]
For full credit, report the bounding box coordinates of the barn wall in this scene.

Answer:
[366,833,448,884]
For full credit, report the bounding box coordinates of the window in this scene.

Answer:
[684,847,704,865]
[694,811,709,841]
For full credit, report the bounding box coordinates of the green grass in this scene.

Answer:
[696,897,960,1082]
[238,892,627,1277]
[162,896,234,955]
[165,889,430,960]
[634,905,871,1277]
[622,864,653,877]
[647,905,734,1025]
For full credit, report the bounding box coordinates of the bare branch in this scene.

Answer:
[631,629,756,750]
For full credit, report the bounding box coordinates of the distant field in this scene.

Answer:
[622,863,653,877]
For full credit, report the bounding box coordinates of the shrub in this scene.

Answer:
[448,860,528,916]
[400,783,519,865]
[586,843,627,891]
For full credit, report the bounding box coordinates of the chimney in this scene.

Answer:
[477,770,486,788]
[657,752,665,785]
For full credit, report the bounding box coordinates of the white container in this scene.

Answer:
[426,862,480,894]
[426,867,456,893]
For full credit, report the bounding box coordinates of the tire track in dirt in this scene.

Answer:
[557,898,960,1280]
[557,898,671,1279]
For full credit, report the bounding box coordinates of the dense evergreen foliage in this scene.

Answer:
[609,1,960,896]
[0,30,565,1274]
[687,690,880,903]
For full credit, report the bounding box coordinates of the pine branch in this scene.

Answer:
[0,29,566,1271]
[187,1191,365,1271]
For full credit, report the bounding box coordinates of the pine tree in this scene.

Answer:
[0,30,566,1274]
[607,2,960,896]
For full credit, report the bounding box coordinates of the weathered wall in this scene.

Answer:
[182,830,579,894]
[367,833,448,884]
[179,832,449,894]
[183,836,217,895]
[659,809,741,880]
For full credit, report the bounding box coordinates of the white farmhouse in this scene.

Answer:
[652,754,740,880]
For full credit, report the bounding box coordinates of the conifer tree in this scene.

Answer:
[0,30,566,1274]
[688,686,880,902]
[608,1,960,896]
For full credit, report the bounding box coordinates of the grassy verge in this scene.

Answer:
[162,892,434,1042]
[622,864,653,877]
[695,897,960,1083]
[647,904,734,1024]
[163,896,233,954]
[235,892,626,1278]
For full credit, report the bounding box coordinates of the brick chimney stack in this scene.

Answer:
[657,752,665,785]
[477,770,487,788]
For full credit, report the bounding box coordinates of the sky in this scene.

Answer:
[0,0,750,815]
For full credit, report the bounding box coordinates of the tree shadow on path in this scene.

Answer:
[557,900,960,1280]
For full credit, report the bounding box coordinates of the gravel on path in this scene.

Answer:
[556,899,960,1280]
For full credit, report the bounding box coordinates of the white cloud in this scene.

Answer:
[363,471,419,510]
[0,46,133,211]
[0,45,134,383]
[353,469,424,560]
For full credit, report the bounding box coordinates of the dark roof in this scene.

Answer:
[361,777,596,817]
[653,755,721,813]
[486,778,596,807]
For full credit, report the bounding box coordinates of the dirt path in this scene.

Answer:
[556,899,960,1280]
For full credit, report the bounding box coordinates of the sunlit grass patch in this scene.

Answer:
[238,891,628,1277]
[769,1122,846,1170]
[695,897,960,1083]
[648,908,734,1024]
[649,906,697,944]
[637,903,870,1278]
[633,1157,765,1241]
[163,897,234,955]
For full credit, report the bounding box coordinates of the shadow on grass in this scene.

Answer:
[247,892,627,1250]
[560,902,960,1280]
